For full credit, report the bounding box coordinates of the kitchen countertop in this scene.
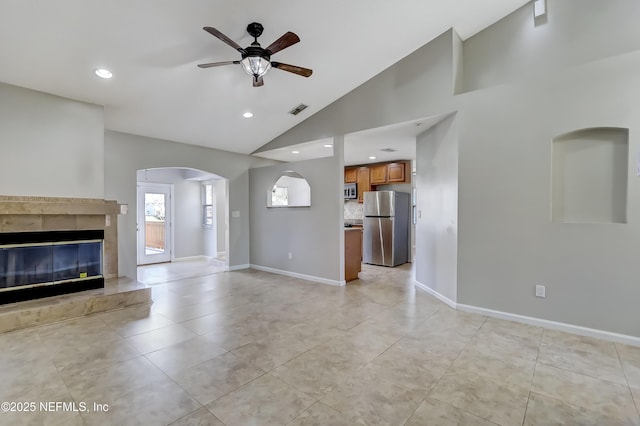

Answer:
[344,219,363,227]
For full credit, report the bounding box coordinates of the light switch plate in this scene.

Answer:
[231,210,240,218]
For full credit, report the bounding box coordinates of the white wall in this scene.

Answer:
[173,179,205,258]
[249,151,344,284]
[456,50,640,337]
[105,131,274,278]
[415,115,458,302]
[212,179,227,258]
[0,82,104,198]
[462,0,640,92]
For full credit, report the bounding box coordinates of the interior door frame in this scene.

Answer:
[137,182,174,265]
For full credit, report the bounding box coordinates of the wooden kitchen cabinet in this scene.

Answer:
[344,167,357,183]
[344,160,410,202]
[357,167,370,203]
[344,228,362,282]
[369,164,388,185]
[387,162,406,182]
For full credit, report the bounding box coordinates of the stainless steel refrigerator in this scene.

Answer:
[363,191,410,267]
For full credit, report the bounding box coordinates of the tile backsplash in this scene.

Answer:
[344,200,364,221]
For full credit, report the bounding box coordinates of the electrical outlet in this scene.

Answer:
[535,285,546,298]
[288,252,293,260]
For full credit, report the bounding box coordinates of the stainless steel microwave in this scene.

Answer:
[344,183,357,199]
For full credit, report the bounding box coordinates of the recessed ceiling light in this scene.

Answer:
[94,68,113,79]
[323,144,333,148]
[243,112,253,118]
[369,156,377,160]
[292,150,300,154]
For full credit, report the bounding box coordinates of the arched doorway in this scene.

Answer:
[135,167,229,282]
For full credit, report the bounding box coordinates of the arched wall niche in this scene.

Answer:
[551,127,629,224]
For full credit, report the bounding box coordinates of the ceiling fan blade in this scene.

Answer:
[253,76,264,87]
[265,32,300,55]
[203,27,246,54]
[271,62,313,77]
[197,61,239,68]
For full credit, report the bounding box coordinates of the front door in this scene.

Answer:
[137,183,172,265]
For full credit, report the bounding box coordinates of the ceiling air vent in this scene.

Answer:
[380,148,397,153]
[289,104,308,116]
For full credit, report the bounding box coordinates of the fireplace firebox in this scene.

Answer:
[0,230,104,305]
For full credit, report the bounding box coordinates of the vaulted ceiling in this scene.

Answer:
[0,1,528,155]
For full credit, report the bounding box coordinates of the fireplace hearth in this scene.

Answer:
[0,230,104,304]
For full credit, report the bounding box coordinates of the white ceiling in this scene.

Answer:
[0,1,528,155]
[136,168,222,183]
[343,114,451,166]
[255,114,450,165]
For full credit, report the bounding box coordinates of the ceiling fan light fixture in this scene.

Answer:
[199,23,312,87]
[240,56,271,78]
[94,68,113,79]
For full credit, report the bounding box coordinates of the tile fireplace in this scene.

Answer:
[0,195,126,305]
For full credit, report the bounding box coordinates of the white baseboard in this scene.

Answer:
[414,281,640,347]
[172,255,211,262]
[250,264,345,286]
[457,303,640,347]
[414,281,457,309]
[217,251,226,258]
[227,264,250,271]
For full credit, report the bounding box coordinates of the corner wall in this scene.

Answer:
[415,114,459,303]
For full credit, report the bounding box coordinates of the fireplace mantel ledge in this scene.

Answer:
[0,196,124,216]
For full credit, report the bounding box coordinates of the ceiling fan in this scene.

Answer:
[198,22,313,87]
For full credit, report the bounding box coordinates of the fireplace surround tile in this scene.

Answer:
[42,214,77,230]
[77,215,106,230]
[0,196,126,280]
[1,215,43,232]
[0,278,151,333]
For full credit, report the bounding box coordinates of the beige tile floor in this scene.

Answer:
[1,262,639,425]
